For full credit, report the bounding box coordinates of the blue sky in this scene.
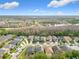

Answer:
[0,0,79,15]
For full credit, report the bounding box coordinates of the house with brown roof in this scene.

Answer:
[64,36,72,43]
[0,55,2,59]
[44,45,53,56]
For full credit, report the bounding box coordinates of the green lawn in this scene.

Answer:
[3,53,11,59]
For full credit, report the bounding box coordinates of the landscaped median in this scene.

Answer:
[18,48,27,59]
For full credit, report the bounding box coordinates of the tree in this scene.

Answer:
[51,53,67,59]
[72,50,79,59]
[34,52,48,59]
[3,53,11,59]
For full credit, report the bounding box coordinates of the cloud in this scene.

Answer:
[76,11,79,14]
[48,0,78,8]
[32,9,52,15]
[74,11,79,15]
[33,9,39,12]
[0,2,19,9]
[56,11,63,15]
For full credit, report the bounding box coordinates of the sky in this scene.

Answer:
[0,0,79,16]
